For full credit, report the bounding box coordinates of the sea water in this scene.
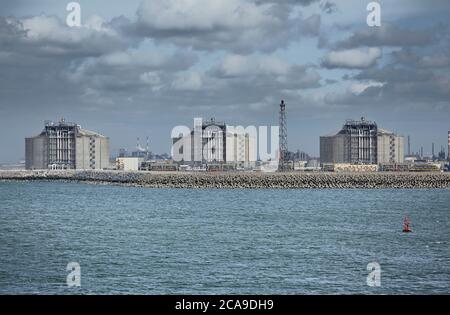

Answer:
[0,181,449,294]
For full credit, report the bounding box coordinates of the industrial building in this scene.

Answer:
[377,129,404,164]
[116,157,142,171]
[320,117,404,165]
[172,118,256,169]
[172,118,226,165]
[225,130,257,169]
[320,117,378,164]
[25,118,110,170]
[199,118,227,163]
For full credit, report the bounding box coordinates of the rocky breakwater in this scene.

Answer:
[1,170,450,189]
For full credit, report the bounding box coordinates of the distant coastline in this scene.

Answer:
[1,170,450,189]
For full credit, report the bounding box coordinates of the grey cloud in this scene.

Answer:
[387,23,450,69]
[0,17,27,43]
[69,52,322,106]
[129,0,321,53]
[324,65,450,111]
[301,14,321,36]
[66,50,198,92]
[0,15,137,59]
[392,48,450,68]
[355,67,435,84]
[209,54,321,89]
[324,79,337,84]
[1,0,450,163]
[323,20,450,111]
[335,24,436,49]
[255,0,319,5]
[320,1,337,14]
[357,67,450,101]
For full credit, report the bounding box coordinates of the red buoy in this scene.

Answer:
[403,216,412,233]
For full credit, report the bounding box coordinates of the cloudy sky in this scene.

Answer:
[1,0,449,163]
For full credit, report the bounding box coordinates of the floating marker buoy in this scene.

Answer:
[403,216,412,233]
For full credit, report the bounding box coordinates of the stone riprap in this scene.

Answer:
[1,170,450,189]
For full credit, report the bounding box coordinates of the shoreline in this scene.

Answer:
[1,170,450,189]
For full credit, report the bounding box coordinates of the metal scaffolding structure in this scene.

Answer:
[26,118,110,170]
[45,118,77,169]
[278,100,289,171]
[342,117,378,164]
[202,118,226,163]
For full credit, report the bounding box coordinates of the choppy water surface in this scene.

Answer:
[0,181,449,294]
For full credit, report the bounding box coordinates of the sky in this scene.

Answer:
[1,0,449,163]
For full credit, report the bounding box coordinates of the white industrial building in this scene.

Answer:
[226,130,257,169]
[116,157,142,171]
[377,129,404,164]
[172,118,256,169]
[25,118,110,170]
[320,118,378,164]
[320,118,404,165]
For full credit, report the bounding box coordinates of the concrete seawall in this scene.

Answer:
[1,170,450,189]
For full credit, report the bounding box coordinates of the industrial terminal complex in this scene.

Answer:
[320,118,404,165]
[22,101,449,173]
[25,119,110,170]
[319,117,408,172]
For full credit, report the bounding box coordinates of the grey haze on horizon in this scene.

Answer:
[1,0,449,163]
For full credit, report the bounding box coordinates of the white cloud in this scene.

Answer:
[349,81,385,95]
[322,47,382,69]
[137,0,272,32]
[22,15,116,43]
